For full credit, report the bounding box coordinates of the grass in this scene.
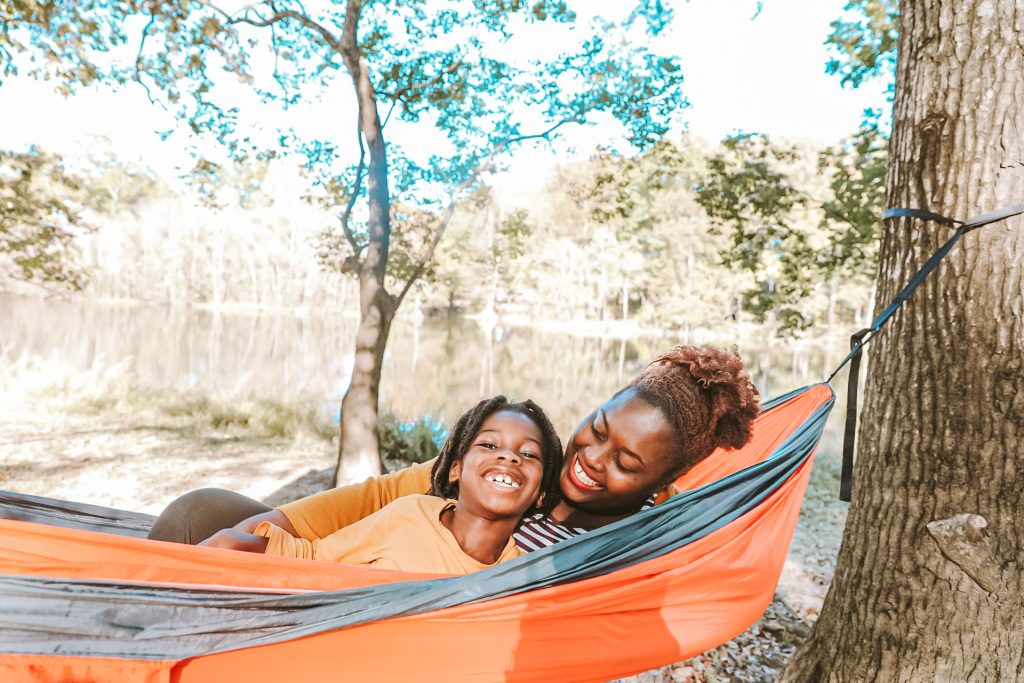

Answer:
[1,348,443,462]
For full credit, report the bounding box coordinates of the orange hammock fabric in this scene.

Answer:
[0,384,833,683]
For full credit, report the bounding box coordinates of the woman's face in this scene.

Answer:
[559,388,678,514]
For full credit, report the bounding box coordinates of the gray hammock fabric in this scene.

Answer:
[0,490,156,538]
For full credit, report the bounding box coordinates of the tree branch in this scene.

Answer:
[134,14,159,106]
[340,125,366,254]
[268,15,291,100]
[393,118,577,307]
[338,0,361,61]
[199,2,343,52]
[381,98,399,129]
[378,57,466,129]
[926,513,1003,593]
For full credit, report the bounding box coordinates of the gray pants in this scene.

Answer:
[146,488,272,544]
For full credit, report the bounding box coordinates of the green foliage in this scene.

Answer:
[0,147,90,288]
[687,0,895,333]
[696,133,812,329]
[825,0,898,95]
[698,126,886,333]
[698,134,808,273]
[482,137,752,331]
[378,413,445,470]
[0,142,168,292]
[817,118,888,280]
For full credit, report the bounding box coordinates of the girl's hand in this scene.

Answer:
[199,528,270,553]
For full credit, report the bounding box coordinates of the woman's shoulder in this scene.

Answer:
[653,484,680,504]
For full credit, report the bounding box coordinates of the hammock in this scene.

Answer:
[3,204,1018,682]
[0,384,833,683]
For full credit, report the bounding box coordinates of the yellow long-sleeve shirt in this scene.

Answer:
[277,458,677,543]
[256,494,521,575]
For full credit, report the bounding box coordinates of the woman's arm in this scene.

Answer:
[274,459,436,540]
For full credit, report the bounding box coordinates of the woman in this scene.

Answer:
[148,345,759,551]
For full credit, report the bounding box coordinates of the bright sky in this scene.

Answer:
[0,0,887,193]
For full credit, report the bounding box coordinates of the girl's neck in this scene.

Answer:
[547,499,641,529]
[440,505,521,565]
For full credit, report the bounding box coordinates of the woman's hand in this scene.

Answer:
[198,528,270,553]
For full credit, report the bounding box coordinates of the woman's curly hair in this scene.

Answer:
[626,345,760,484]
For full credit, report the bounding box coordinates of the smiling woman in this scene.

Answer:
[552,346,760,528]
[151,345,760,557]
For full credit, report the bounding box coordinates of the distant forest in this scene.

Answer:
[2,127,883,337]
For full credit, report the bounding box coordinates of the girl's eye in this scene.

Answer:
[477,441,497,449]
[520,450,540,459]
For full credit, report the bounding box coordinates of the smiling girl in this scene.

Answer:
[200,396,563,575]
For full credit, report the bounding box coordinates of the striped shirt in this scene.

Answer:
[513,497,656,552]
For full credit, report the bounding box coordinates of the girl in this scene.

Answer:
[200,396,562,575]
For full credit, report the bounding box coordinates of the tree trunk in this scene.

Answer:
[336,271,394,483]
[782,1,1024,681]
[333,35,394,484]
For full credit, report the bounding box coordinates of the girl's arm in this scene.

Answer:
[199,528,270,553]
[242,459,436,541]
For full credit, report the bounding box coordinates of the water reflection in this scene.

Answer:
[1,295,851,447]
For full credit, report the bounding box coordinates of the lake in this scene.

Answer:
[0,295,854,452]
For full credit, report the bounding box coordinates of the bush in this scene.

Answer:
[378,413,446,471]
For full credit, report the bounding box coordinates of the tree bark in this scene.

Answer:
[782,1,1024,681]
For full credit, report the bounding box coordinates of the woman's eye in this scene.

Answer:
[591,421,606,439]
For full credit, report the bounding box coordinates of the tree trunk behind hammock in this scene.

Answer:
[782,1,1024,681]
[334,47,394,485]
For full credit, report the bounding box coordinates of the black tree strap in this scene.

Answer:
[826,202,1024,502]
[837,328,870,502]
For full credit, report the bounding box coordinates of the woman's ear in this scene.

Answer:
[448,460,461,485]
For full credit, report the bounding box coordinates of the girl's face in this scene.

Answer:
[449,410,547,519]
[560,388,678,514]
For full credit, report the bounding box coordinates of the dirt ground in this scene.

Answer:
[0,386,846,683]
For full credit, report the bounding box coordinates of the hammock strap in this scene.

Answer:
[827,202,1024,502]
[838,328,869,502]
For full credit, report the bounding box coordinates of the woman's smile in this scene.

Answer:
[568,456,602,490]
